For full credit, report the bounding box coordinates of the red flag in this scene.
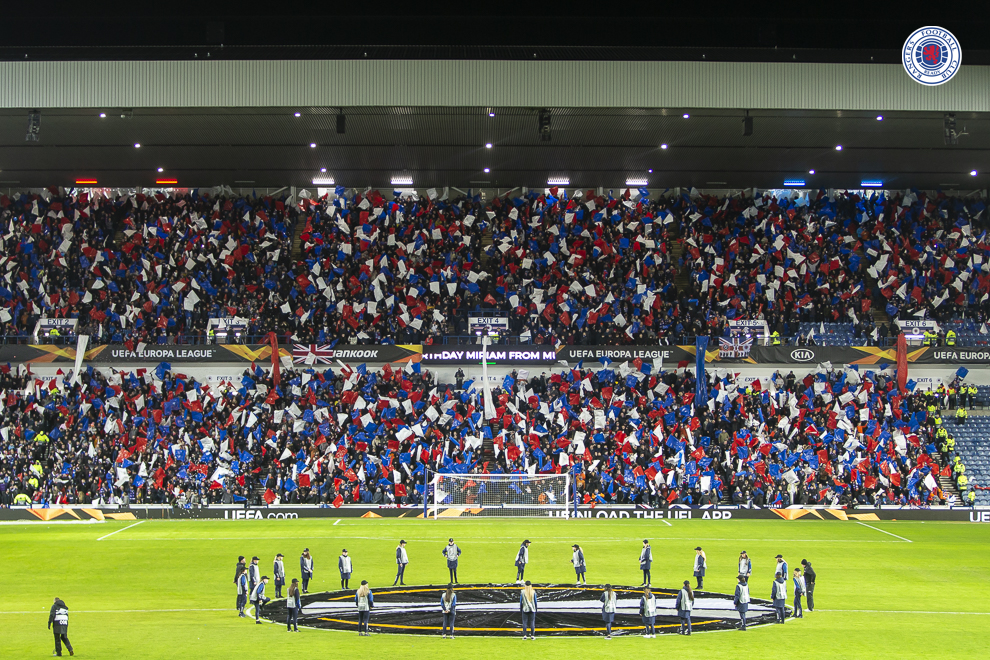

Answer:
[332,495,344,508]
[263,488,277,505]
[268,331,281,386]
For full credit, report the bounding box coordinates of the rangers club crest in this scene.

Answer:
[902,26,961,86]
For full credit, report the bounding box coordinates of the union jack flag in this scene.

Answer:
[292,344,335,364]
[718,336,753,359]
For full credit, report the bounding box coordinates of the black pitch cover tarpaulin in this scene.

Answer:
[262,583,781,636]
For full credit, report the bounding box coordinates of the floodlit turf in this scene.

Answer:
[2,517,988,659]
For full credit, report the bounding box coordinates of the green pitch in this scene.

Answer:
[2,517,989,659]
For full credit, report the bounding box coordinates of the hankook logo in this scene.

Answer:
[790,349,815,362]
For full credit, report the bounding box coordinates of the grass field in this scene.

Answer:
[2,516,989,659]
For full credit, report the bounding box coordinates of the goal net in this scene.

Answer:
[426,472,571,518]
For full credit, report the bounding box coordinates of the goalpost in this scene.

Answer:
[425,472,573,518]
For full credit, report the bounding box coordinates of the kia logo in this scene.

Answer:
[790,349,814,362]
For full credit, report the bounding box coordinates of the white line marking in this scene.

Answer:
[103,535,897,543]
[0,608,230,614]
[660,519,673,527]
[334,519,341,526]
[856,521,912,542]
[96,520,145,541]
[820,609,990,615]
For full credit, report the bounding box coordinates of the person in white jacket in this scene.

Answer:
[640,586,657,638]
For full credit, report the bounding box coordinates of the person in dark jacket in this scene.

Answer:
[393,540,409,586]
[571,544,587,585]
[515,540,531,583]
[639,540,653,587]
[693,547,707,589]
[733,576,750,631]
[519,581,538,639]
[440,584,457,638]
[600,584,617,639]
[286,579,301,632]
[801,559,816,611]
[300,549,314,593]
[676,580,695,635]
[234,555,246,585]
[48,597,73,657]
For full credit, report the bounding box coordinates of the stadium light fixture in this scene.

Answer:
[485,143,493,149]
[156,179,178,185]
[391,176,413,186]
[648,169,653,173]
[294,112,301,117]
[877,115,884,121]
[861,180,884,187]
[489,111,495,117]
[682,113,690,119]
[547,177,570,186]
[660,143,668,149]
[309,143,317,148]
[134,143,141,148]
[157,167,164,172]
[98,112,106,118]
[971,170,979,176]
[75,179,98,185]
[808,169,815,174]
[626,178,648,187]
[783,179,805,187]
[484,168,490,173]
[312,176,336,185]
[320,167,327,173]
[835,145,843,151]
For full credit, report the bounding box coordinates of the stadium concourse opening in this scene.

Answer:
[261,584,782,636]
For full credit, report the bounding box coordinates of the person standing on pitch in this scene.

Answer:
[394,540,409,586]
[286,578,300,632]
[639,540,654,587]
[792,568,805,618]
[572,544,587,585]
[600,584,617,639]
[733,576,750,631]
[738,550,752,580]
[440,584,457,639]
[442,538,462,584]
[236,568,249,618]
[639,586,657,638]
[338,549,353,590]
[772,573,787,623]
[519,580,538,639]
[300,548,314,594]
[801,559,816,611]
[515,540,531,583]
[774,554,788,581]
[251,575,271,624]
[48,597,73,657]
[676,580,695,635]
[234,555,246,586]
[355,580,374,636]
[693,547,707,589]
[248,556,261,597]
[273,553,286,598]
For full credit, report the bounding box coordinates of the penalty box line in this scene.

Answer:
[855,522,912,543]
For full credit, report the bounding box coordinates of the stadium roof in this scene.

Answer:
[0,105,986,190]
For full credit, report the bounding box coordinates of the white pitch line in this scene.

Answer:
[856,521,912,543]
[821,609,990,615]
[660,519,673,527]
[96,520,145,541]
[0,608,229,614]
[102,535,898,543]
[334,519,341,526]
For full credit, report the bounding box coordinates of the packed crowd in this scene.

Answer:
[0,352,973,509]
[1,187,987,348]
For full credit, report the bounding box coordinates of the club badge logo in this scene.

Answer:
[902,26,961,86]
